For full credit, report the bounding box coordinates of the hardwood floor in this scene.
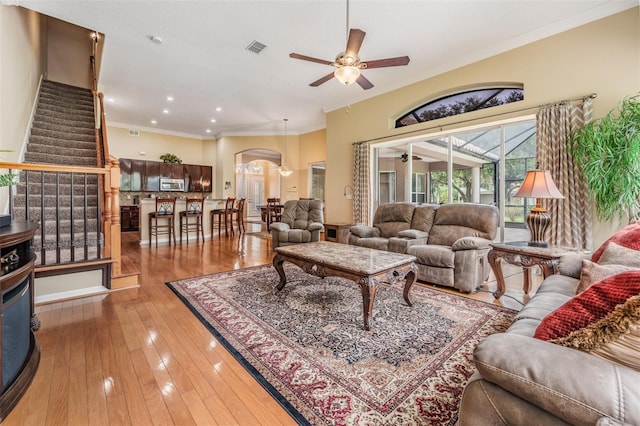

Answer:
[4,223,536,425]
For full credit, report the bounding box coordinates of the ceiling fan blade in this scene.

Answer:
[363,56,411,69]
[289,53,334,66]
[356,74,374,90]
[310,72,335,87]
[344,29,366,60]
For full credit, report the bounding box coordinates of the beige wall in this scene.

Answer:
[298,128,326,198]
[217,134,301,201]
[0,5,46,212]
[325,7,640,247]
[46,17,93,89]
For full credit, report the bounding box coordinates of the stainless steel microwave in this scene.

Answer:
[159,178,185,192]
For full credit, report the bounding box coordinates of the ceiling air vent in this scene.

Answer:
[246,40,267,54]
[128,129,140,137]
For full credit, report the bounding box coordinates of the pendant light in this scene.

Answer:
[278,118,293,177]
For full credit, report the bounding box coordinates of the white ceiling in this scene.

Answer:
[12,0,637,138]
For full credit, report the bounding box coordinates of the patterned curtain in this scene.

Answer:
[536,100,593,249]
[353,142,371,225]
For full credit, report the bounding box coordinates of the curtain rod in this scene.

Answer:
[353,92,597,145]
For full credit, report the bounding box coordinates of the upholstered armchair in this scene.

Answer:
[269,199,324,251]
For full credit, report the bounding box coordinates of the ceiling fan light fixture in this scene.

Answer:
[334,65,360,85]
[278,118,294,177]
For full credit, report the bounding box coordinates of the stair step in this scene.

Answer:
[31,121,95,137]
[27,140,97,157]
[38,219,100,235]
[41,80,93,98]
[24,152,98,167]
[16,182,99,196]
[13,206,99,221]
[38,93,94,109]
[32,116,94,131]
[19,171,100,185]
[13,194,98,208]
[30,127,95,143]
[35,107,94,122]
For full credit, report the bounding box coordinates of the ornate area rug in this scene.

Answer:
[167,264,515,425]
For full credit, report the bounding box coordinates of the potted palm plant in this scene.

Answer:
[0,150,17,227]
[570,93,640,224]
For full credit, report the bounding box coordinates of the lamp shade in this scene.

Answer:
[514,170,564,199]
[334,65,361,85]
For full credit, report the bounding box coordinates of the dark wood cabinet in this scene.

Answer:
[145,161,161,192]
[130,159,145,192]
[0,221,40,420]
[119,158,131,191]
[120,206,140,232]
[118,159,212,193]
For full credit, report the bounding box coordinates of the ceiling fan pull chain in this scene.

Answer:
[345,0,350,44]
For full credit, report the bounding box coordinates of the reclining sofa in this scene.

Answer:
[459,223,640,425]
[348,202,499,292]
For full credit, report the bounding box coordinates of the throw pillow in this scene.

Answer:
[598,242,640,268]
[551,295,640,371]
[534,270,640,341]
[576,260,638,293]
[591,223,640,263]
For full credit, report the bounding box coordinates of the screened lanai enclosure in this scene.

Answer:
[373,118,537,242]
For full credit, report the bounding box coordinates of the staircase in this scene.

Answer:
[12,80,104,266]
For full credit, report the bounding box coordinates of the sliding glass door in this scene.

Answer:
[373,118,536,242]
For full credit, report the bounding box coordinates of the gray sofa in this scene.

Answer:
[269,199,324,251]
[348,202,499,292]
[458,253,640,425]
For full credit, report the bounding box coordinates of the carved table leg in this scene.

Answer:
[488,250,506,299]
[403,265,417,306]
[358,277,378,331]
[272,254,287,291]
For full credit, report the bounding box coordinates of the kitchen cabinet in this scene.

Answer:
[130,159,145,192]
[119,159,131,191]
[118,159,211,192]
[145,161,160,192]
[120,206,140,232]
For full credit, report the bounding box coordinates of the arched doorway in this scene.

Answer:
[235,149,281,219]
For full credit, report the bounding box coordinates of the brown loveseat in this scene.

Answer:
[458,223,640,425]
[348,202,499,292]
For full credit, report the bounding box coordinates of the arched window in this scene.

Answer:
[395,86,524,128]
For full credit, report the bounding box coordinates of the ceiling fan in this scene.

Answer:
[289,1,410,90]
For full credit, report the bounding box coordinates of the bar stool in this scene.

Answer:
[179,197,205,244]
[230,198,245,234]
[149,198,176,247]
[210,197,235,238]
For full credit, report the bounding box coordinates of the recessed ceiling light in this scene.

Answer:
[205,129,212,133]
[215,107,222,112]
[166,96,174,101]
[107,98,115,103]
[210,118,216,123]
[151,120,157,124]
[162,109,169,114]
[149,35,163,44]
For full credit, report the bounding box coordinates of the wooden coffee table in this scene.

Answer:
[272,241,417,331]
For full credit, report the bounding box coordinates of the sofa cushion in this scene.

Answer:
[428,203,498,246]
[549,294,640,371]
[398,229,429,239]
[535,273,580,297]
[373,203,415,238]
[407,245,455,268]
[274,229,313,244]
[577,260,638,293]
[409,205,438,233]
[534,270,640,342]
[355,237,389,251]
[598,242,640,268]
[514,292,574,322]
[591,222,640,263]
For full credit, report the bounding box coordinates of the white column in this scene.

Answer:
[472,166,481,203]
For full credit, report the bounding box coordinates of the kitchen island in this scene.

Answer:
[138,198,226,245]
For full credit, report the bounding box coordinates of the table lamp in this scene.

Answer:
[514,169,564,247]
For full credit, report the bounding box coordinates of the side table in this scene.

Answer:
[488,242,589,299]
[324,223,354,244]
